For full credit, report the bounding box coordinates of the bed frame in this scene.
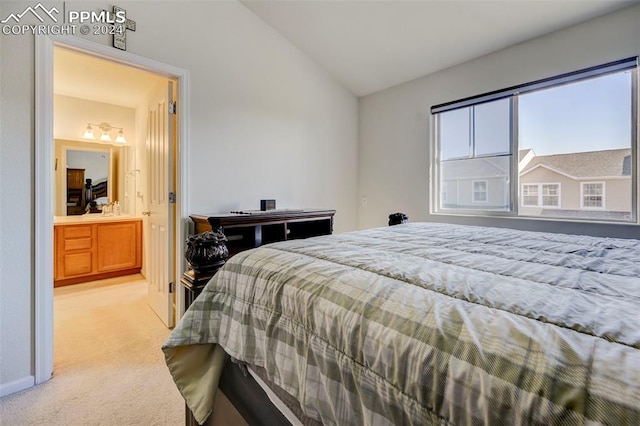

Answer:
[90,179,108,200]
[185,357,293,426]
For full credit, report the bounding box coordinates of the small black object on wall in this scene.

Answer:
[260,199,276,211]
[388,212,409,226]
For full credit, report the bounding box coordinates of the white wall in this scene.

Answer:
[0,0,358,395]
[0,1,37,396]
[358,4,640,238]
[54,95,136,143]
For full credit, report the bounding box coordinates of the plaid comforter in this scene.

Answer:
[163,223,640,425]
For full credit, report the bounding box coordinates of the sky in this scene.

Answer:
[518,70,632,156]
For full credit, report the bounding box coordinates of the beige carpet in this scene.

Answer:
[0,275,184,425]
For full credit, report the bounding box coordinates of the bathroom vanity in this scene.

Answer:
[54,215,142,287]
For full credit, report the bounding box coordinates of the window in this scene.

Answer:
[581,182,605,209]
[522,184,539,206]
[438,98,511,211]
[521,183,560,207]
[473,180,488,202]
[542,184,559,207]
[432,57,637,223]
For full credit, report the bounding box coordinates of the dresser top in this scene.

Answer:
[190,209,335,227]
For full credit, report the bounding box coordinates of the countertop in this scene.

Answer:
[53,215,143,225]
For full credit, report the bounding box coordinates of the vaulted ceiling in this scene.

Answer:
[240,0,639,96]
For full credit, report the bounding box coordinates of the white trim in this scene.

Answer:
[35,34,54,385]
[472,179,488,203]
[577,175,630,181]
[580,181,606,209]
[520,163,576,180]
[35,34,190,387]
[0,376,35,397]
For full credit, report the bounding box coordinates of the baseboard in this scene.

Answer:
[0,375,35,397]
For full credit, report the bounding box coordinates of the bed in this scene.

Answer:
[163,222,640,425]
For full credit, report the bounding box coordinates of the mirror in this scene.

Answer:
[55,140,125,216]
[66,149,110,215]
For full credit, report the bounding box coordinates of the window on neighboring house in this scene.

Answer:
[473,180,488,202]
[582,182,605,209]
[522,184,539,206]
[522,183,560,207]
[541,184,560,207]
[432,56,637,223]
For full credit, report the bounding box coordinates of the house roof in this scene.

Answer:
[520,148,631,178]
[519,149,533,162]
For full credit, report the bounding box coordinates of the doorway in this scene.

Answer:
[35,34,190,385]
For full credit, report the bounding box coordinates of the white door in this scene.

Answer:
[147,80,175,327]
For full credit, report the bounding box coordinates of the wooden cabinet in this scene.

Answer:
[54,219,142,287]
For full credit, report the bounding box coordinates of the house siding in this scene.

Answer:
[443,177,508,210]
[520,166,631,213]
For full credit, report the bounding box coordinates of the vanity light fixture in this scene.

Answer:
[115,129,127,143]
[82,124,95,140]
[82,122,127,144]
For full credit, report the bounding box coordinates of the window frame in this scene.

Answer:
[580,182,606,210]
[541,183,561,208]
[521,184,540,207]
[430,57,638,224]
[434,99,517,214]
[520,183,561,208]
[472,180,489,203]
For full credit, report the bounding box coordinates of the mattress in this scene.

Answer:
[163,222,640,425]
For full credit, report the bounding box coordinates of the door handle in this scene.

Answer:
[142,211,151,216]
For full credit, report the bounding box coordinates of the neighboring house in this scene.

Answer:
[441,156,510,210]
[519,148,632,220]
[441,148,632,220]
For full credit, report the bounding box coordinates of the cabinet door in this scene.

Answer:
[96,222,141,272]
[63,252,93,277]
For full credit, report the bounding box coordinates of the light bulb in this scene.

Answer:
[82,124,95,140]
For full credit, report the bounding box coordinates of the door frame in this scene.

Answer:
[35,34,190,384]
